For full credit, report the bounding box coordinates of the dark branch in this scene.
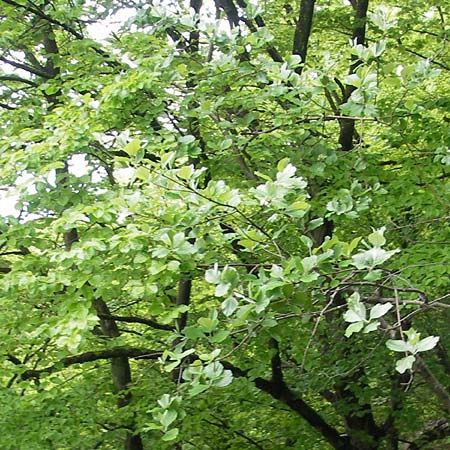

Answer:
[97,314,174,331]
[0,55,50,78]
[0,75,38,87]
[292,0,315,73]
[338,0,369,151]
[205,414,267,450]
[21,348,162,380]
[269,338,283,384]
[406,419,450,449]
[222,361,355,450]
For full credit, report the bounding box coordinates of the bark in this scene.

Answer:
[338,0,369,151]
[292,0,316,73]
[93,299,144,450]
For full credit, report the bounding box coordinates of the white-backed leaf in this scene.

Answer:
[416,336,439,353]
[395,355,415,374]
[369,303,392,320]
[345,321,364,337]
[363,321,380,333]
[386,339,409,353]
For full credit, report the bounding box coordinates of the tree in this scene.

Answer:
[0,0,449,449]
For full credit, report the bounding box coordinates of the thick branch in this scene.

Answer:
[97,314,174,331]
[338,0,369,151]
[175,279,192,331]
[292,0,315,73]
[21,348,162,380]
[406,419,450,449]
[223,361,355,450]
[0,55,50,78]
[269,338,283,384]
[0,75,38,87]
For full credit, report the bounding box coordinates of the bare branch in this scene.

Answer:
[21,348,162,380]
[97,313,174,331]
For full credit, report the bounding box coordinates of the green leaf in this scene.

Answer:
[215,283,230,297]
[179,135,195,144]
[344,299,366,323]
[189,384,209,397]
[197,317,219,333]
[363,269,383,281]
[306,218,323,231]
[162,428,179,441]
[160,409,177,429]
[368,227,386,247]
[205,264,220,284]
[352,247,400,269]
[210,329,230,343]
[183,326,205,340]
[123,139,141,156]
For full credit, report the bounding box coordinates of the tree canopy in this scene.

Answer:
[0,0,449,449]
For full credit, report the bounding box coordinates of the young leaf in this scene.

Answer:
[123,139,141,156]
[395,356,415,374]
[386,339,410,353]
[162,428,179,441]
[160,409,178,430]
[345,321,365,337]
[363,321,380,333]
[415,336,439,353]
[221,297,238,316]
[369,303,392,320]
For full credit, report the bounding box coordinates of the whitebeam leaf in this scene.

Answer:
[369,303,392,320]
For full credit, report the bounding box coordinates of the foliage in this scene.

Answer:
[0,0,449,449]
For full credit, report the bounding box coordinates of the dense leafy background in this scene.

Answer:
[0,0,449,449]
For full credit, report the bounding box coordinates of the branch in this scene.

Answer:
[0,75,38,87]
[205,414,267,450]
[175,279,191,331]
[222,361,355,450]
[269,338,283,384]
[402,47,450,72]
[97,313,174,331]
[235,0,283,63]
[338,0,369,151]
[21,348,162,380]
[292,0,316,73]
[405,419,450,449]
[0,55,50,78]
[415,355,450,415]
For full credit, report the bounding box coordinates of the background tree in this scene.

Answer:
[0,1,449,449]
